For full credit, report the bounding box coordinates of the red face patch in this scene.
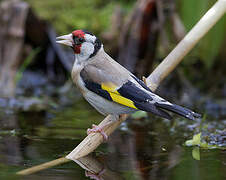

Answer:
[74,44,81,54]
[72,30,85,54]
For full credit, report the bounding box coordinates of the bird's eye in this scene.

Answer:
[72,35,85,45]
[79,38,84,43]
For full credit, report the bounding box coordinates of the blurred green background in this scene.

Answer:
[25,0,226,68]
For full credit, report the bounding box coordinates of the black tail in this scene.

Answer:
[135,101,173,120]
[155,102,201,120]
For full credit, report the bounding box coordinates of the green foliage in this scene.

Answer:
[185,113,226,150]
[185,132,202,146]
[185,132,226,149]
[23,0,225,69]
[177,0,226,68]
[25,0,120,34]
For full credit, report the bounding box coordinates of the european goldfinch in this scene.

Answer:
[56,30,201,139]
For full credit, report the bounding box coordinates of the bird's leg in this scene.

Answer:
[87,115,119,141]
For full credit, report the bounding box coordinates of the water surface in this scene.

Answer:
[0,98,225,180]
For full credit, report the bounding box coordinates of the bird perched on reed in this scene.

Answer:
[56,29,201,140]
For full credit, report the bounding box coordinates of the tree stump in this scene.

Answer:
[0,0,29,97]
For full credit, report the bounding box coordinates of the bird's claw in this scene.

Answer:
[87,124,108,141]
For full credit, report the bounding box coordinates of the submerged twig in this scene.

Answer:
[16,0,226,175]
[73,154,123,180]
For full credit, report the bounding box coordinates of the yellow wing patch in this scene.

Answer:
[109,92,137,109]
[101,83,137,109]
[101,82,118,93]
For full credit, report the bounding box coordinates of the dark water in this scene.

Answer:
[0,98,225,180]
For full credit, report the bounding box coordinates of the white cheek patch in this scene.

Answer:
[77,42,95,62]
[84,34,96,43]
[81,42,94,55]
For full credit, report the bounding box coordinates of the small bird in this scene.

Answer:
[56,30,201,139]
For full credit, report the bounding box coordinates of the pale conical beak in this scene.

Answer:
[56,33,73,47]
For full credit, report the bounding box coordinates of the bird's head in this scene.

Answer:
[56,30,102,61]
